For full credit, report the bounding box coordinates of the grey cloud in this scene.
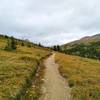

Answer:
[0,0,100,46]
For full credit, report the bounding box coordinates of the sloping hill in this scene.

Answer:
[55,52,100,100]
[60,33,100,60]
[0,34,51,100]
[62,33,100,48]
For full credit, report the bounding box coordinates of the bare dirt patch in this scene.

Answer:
[40,54,71,100]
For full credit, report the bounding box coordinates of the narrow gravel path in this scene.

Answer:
[40,54,71,100]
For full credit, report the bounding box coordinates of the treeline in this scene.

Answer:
[53,41,100,60]
[0,34,44,51]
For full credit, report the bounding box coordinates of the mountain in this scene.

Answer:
[62,33,100,48]
[60,33,100,60]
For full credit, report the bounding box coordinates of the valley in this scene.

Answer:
[0,34,100,100]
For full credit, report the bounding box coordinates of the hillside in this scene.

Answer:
[60,33,100,60]
[55,53,100,100]
[0,34,51,100]
[62,33,100,47]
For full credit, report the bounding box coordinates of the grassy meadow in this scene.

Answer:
[0,36,51,100]
[55,53,100,100]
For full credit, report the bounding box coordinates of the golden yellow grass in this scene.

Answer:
[0,38,50,100]
[55,53,100,100]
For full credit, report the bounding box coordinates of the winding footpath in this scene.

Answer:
[40,54,71,100]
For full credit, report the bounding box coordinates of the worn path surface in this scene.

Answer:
[40,54,71,100]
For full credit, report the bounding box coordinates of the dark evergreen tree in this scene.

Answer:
[5,36,16,51]
[4,35,9,39]
[39,43,42,47]
[21,42,24,46]
[56,45,60,51]
[10,37,16,50]
[53,46,57,51]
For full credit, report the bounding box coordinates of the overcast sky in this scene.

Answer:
[0,0,100,46]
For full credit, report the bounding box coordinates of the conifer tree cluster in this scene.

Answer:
[53,45,61,51]
[5,36,17,51]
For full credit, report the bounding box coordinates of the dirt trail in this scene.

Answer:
[40,54,71,100]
